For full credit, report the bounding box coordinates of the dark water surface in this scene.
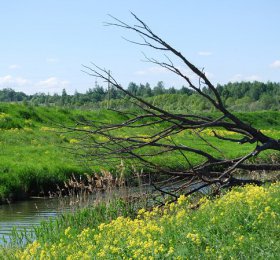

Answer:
[0,196,88,244]
[0,187,139,245]
[0,183,206,245]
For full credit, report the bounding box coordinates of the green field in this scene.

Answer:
[0,103,128,201]
[1,103,280,259]
[1,102,280,202]
[3,182,279,259]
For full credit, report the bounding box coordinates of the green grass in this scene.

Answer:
[4,192,148,248]
[4,182,279,259]
[0,103,127,201]
[0,102,279,202]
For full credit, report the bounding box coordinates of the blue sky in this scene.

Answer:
[0,0,279,94]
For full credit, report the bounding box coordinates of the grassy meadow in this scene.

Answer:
[0,103,127,201]
[1,102,280,202]
[1,102,280,259]
[3,182,279,259]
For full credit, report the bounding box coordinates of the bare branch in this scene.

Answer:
[72,13,280,199]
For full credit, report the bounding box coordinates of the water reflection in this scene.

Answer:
[0,196,91,244]
[0,188,131,244]
[0,186,151,245]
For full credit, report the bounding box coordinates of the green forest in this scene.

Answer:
[1,81,280,111]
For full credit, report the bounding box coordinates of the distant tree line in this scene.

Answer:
[0,81,279,111]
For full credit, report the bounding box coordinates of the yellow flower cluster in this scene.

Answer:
[0,112,9,119]
[262,129,280,136]
[69,138,80,144]
[200,128,280,138]
[1,128,20,132]
[40,126,56,132]
[201,129,237,137]
[17,182,280,259]
[186,232,201,245]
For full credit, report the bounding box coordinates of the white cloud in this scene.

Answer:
[36,77,69,87]
[198,51,212,56]
[0,75,30,87]
[245,75,261,81]
[230,74,243,82]
[0,75,70,94]
[36,77,69,92]
[8,64,21,70]
[270,60,280,68]
[46,57,59,63]
[230,74,261,82]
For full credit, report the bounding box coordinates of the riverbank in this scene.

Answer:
[0,103,127,202]
[2,182,279,259]
[1,103,280,203]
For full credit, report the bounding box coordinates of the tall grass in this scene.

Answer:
[1,102,280,201]
[0,103,127,201]
[8,182,280,259]
[3,184,150,248]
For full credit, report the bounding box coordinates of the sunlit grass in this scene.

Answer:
[12,182,280,259]
[1,102,280,201]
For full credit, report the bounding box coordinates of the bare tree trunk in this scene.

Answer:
[68,13,280,198]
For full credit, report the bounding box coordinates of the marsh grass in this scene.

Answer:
[4,175,151,249]
[1,102,280,202]
[0,103,127,201]
[7,182,280,259]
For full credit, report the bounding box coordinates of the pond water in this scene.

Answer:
[0,195,95,245]
[0,186,146,245]
[0,182,209,245]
